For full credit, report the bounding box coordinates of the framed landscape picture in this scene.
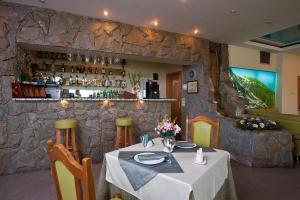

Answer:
[187,80,198,94]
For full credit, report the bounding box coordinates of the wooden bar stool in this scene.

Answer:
[54,119,80,162]
[115,117,133,149]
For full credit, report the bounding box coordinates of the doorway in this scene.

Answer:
[298,76,300,111]
[166,71,182,138]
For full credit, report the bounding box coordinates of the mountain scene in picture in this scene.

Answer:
[229,67,276,109]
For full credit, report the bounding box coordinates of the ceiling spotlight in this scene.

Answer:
[39,0,46,3]
[229,9,237,14]
[153,20,159,26]
[193,29,199,34]
[103,10,109,16]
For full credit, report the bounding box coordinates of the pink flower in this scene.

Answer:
[259,123,265,128]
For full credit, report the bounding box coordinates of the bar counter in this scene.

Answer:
[5,98,173,174]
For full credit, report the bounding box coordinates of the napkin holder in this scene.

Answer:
[140,134,154,148]
[194,148,206,165]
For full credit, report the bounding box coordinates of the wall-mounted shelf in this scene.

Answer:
[34,59,125,76]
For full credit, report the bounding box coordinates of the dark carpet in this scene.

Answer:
[0,161,299,200]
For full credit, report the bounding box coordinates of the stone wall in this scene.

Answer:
[0,100,170,174]
[1,1,289,174]
[0,1,209,175]
[220,118,293,167]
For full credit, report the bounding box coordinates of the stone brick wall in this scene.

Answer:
[220,117,293,167]
[1,1,289,174]
[0,100,170,174]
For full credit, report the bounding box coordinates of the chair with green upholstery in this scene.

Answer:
[47,140,123,200]
[47,140,96,200]
[186,115,220,148]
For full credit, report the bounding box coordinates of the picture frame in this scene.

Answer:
[187,80,198,94]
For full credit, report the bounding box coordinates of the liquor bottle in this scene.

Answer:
[61,63,65,72]
[69,75,73,86]
[42,61,47,71]
[82,76,87,86]
[96,91,100,98]
[75,75,79,85]
[60,73,64,85]
[71,66,74,73]
[93,76,97,87]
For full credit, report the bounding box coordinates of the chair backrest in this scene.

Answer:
[47,140,95,200]
[186,115,220,148]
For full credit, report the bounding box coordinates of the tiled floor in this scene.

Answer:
[0,161,299,200]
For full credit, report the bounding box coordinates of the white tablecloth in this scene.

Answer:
[103,138,230,200]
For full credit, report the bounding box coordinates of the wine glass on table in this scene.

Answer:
[163,137,175,164]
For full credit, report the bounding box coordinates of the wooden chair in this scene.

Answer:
[186,115,220,148]
[47,140,95,200]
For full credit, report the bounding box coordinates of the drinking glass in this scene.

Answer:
[163,137,175,164]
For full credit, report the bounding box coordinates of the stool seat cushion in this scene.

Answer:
[116,117,133,126]
[55,119,77,129]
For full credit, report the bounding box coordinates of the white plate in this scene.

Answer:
[175,141,197,149]
[134,153,165,165]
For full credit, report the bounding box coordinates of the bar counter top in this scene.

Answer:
[12,98,176,102]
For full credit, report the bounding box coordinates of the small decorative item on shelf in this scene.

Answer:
[237,117,281,130]
[155,115,181,153]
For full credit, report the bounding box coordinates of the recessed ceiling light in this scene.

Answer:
[265,20,273,25]
[152,20,159,27]
[229,9,237,14]
[39,0,46,3]
[103,10,109,16]
[193,29,199,34]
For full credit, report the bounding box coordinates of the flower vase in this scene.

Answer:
[162,136,175,153]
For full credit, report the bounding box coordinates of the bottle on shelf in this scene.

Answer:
[71,66,74,73]
[93,76,97,87]
[59,73,64,85]
[75,75,79,85]
[82,76,87,87]
[42,61,47,71]
[61,63,65,73]
[69,75,73,86]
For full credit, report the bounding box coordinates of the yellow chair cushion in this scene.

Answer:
[111,198,122,200]
[116,117,133,126]
[192,121,212,147]
[55,161,77,200]
[55,119,77,129]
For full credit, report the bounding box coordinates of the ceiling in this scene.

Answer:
[4,0,300,45]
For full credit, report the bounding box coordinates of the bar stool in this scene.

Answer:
[115,117,133,149]
[54,119,80,162]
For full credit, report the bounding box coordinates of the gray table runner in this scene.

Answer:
[173,145,216,153]
[118,151,183,191]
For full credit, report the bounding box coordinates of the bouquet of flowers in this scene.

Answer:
[237,117,281,130]
[155,115,181,137]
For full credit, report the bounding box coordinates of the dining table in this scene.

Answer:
[96,138,238,200]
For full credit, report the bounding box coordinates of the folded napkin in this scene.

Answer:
[118,151,183,191]
[175,142,195,148]
[137,154,165,161]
